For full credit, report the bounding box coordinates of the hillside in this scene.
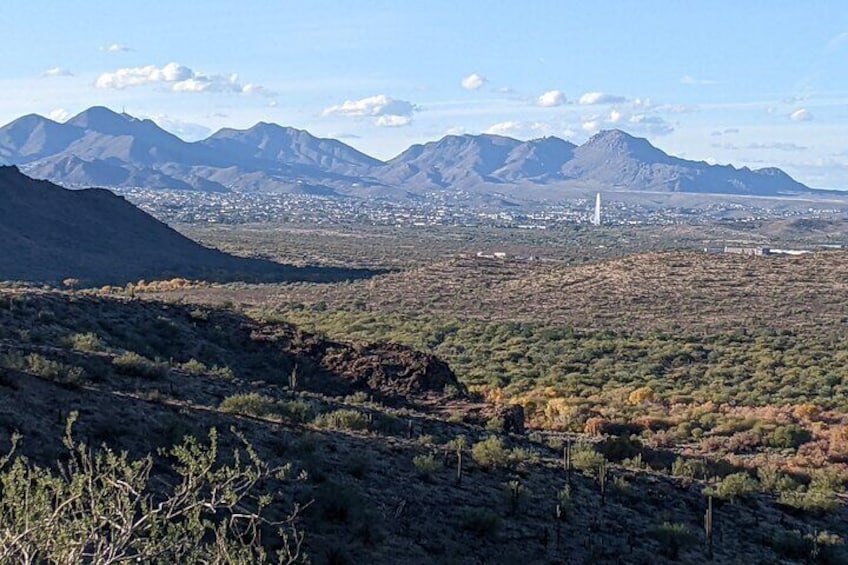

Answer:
[0,107,819,198]
[0,166,377,285]
[1,288,845,563]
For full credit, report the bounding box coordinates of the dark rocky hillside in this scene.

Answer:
[0,289,845,564]
[0,166,379,285]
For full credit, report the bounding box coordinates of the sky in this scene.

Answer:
[2,0,848,188]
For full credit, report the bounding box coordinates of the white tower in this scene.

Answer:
[592,192,601,225]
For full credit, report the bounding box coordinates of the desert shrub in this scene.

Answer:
[179,358,208,375]
[68,332,103,352]
[768,529,847,563]
[343,391,371,404]
[597,436,642,461]
[219,393,279,419]
[778,489,839,514]
[471,436,510,469]
[767,424,812,450]
[758,465,799,494]
[313,409,370,431]
[570,443,606,475]
[3,352,86,387]
[704,472,759,502]
[671,457,707,481]
[460,508,501,538]
[653,522,696,560]
[412,454,441,481]
[279,399,316,423]
[0,417,306,563]
[112,351,168,379]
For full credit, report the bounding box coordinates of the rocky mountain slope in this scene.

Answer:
[0,107,817,198]
[0,166,377,284]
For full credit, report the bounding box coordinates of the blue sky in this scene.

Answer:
[2,1,848,187]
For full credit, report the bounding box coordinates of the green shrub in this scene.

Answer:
[219,393,279,419]
[2,352,86,387]
[767,424,812,450]
[471,436,510,469]
[112,352,168,379]
[278,399,315,423]
[412,454,441,481]
[571,443,606,475]
[671,457,706,481]
[313,409,370,431]
[704,472,759,502]
[179,358,207,375]
[653,522,696,560]
[68,332,103,352]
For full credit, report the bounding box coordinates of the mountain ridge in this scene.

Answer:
[0,106,818,198]
[0,165,380,284]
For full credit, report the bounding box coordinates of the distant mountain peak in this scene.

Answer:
[0,106,816,197]
[67,106,133,130]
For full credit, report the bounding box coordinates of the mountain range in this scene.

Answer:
[0,106,815,198]
[0,165,378,284]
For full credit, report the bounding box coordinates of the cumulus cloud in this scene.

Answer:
[483,120,555,139]
[581,120,601,132]
[578,91,627,105]
[322,94,417,127]
[47,108,71,122]
[584,109,674,137]
[95,62,271,95]
[100,43,131,53]
[790,108,813,121]
[537,90,566,107]
[375,115,412,127]
[461,73,487,90]
[43,67,73,77]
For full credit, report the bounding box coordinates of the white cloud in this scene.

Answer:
[680,75,717,85]
[608,109,623,123]
[578,91,627,105]
[537,90,566,107]
[95,62,270,95]
[43,67,73,77]
[624,114,674,136]
[445,126,467,135]
[581,120,601,132]
[375,114,412,127]
[100,43,131,53]
[322,94,417,127]
[47,108,71,122]
[461,73,487,90]
[790,108,813,121]
[484,121,557,139]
